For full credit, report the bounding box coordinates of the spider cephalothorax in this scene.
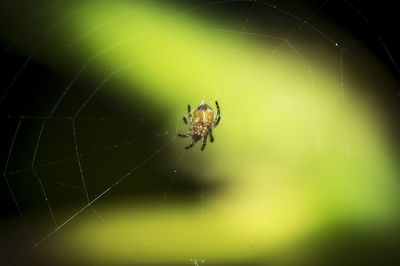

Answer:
[178,101,220,150]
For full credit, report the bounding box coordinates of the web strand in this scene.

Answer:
[60,231,97,266]
[3,118,34,243]
[0,1,93,105]
[72,119,90,202]
[10,137,175,264]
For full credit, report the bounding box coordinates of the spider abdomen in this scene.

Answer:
[190,104,214,139]
[190,122,210,139]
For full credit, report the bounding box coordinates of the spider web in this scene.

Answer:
[1,0,400,265]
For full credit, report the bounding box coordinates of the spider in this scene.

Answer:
[178,101,220,150]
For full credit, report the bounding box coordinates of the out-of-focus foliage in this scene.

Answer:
[0,0,399,265]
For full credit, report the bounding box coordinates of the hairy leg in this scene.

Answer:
[185,139,197,149]
[188,104,192,119]
[201,135,208,151]
[214,101,220,127]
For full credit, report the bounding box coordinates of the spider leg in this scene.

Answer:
[209,130,214,143]
[201,135,208,151]
[188,104,192,119]
[183,116,188,125]
[214,100,220,127]
[178,133,191,138]
[185,139,197,149]
[215,116,220,127]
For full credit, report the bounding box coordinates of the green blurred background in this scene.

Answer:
[1,0,400,265]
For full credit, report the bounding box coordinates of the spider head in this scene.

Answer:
[197,104,208,110]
